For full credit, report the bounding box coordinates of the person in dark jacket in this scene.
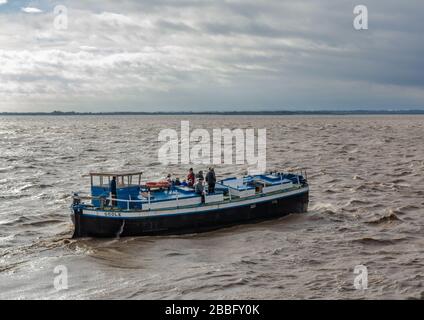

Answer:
[110,176,117,206]
[175,177,181,186]
[206,167,216,194]
[197,170,204,181]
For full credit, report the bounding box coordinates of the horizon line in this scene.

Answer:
[2,109,424,116]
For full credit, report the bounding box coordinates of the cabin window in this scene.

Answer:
[91,175,111,187]
[118,176,123,186]
[90,173,142,188]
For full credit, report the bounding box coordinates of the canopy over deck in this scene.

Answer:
[85,171,143,177]
[85,171,143,189]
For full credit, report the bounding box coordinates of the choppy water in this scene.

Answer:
[0,115,423,299]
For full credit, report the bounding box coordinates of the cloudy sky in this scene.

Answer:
[0,0,423,112]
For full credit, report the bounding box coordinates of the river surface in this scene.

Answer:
[0,115,423,299]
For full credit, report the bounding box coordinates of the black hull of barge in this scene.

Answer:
[72,191,308,238]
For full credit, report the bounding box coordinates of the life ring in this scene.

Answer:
[145,181,170,189]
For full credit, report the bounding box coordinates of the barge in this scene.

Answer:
[71,171,309,238]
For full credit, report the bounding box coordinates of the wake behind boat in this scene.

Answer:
[71,170,309,238]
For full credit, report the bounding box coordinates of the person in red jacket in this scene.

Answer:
[187,168,195,187]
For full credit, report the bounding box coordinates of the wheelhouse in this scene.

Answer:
[88,171,143,209]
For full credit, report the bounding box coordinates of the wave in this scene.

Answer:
[0,216,31,226]
[366,213,401,225]
[345,199,370,206]
[352,236,408,246]
[22,219,65,227]
[0,166,15,173]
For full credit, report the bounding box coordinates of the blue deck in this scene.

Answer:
[218,174,294,190]
[139,186,198,202]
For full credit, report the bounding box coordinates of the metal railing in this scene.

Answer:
[73,193,149,210]
[73,191,186,211]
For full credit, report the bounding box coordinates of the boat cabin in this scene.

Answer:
[218,174,295,198]
[88,171,143,209]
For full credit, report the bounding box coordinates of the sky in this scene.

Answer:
[0,0,423,112]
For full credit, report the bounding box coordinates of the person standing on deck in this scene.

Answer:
[195,176,205,203]
[187,168,195,187]
[195,178,204,195]
[206,167,216,194]
[165,173,172,193]
[197,170,204,181]
[110,176,117,206]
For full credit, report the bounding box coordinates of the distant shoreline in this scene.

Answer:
[1,110,424,116]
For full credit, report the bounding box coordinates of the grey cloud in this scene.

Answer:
[0,0,423,111]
